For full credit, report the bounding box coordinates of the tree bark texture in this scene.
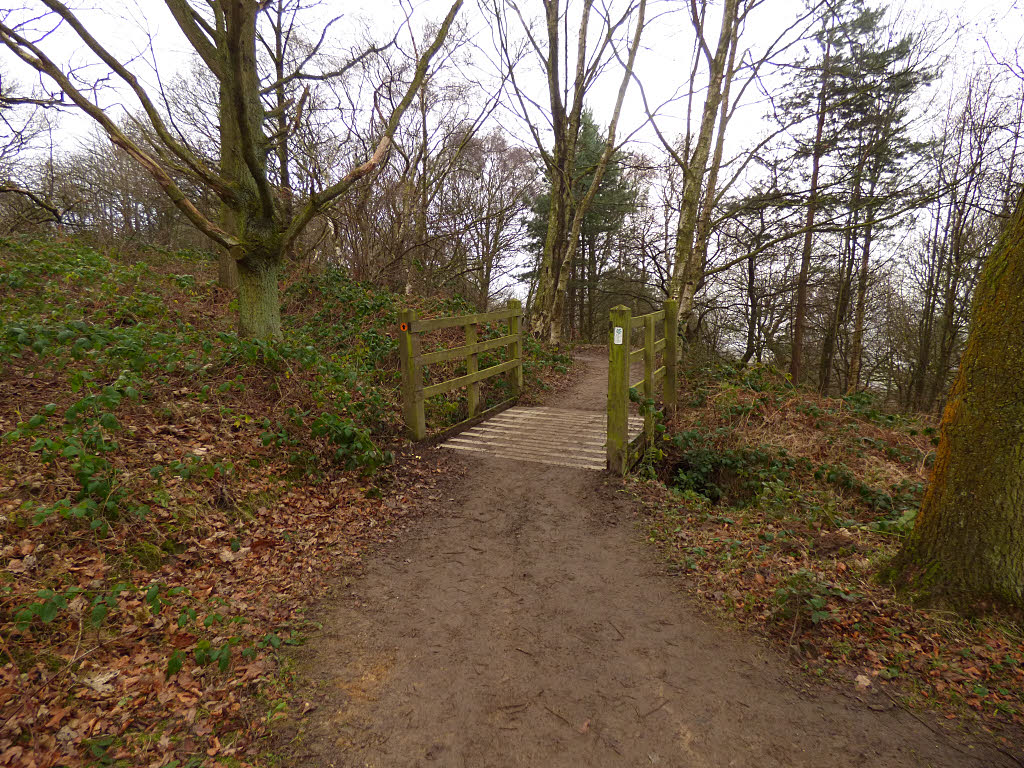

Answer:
[892,192,1024,611]
[222,1,283,338]
[846,213,874,393]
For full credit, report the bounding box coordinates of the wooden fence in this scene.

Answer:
[398,300,523,440]
[607,300,678,475]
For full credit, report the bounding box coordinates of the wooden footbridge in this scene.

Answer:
[398,301,678,474]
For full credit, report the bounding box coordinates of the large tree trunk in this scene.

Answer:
[532,173,572,339]
[890,192,1024,611]
[220,3,281,337]
[217,249,239,291]
[529,0,578,342]
[670,0,740,332]
[237,251,282,339]
[217,68,242,293]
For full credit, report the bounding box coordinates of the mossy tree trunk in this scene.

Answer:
[237,246,282,339]
[220,2,278,335]
[891,191,1024,611]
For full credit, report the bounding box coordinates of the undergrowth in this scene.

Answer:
[639,359,1024,748]
[0,237,571,766]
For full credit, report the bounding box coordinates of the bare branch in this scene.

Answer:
[282,0,464,249]
[37,0,232,199]
[0,17,239,248]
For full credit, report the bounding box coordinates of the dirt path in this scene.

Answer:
[291,350,1011,767]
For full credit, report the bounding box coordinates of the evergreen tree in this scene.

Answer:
[782,0,931,386]
[526,110,638,340]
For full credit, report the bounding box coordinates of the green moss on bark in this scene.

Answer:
[891,192,1024,611]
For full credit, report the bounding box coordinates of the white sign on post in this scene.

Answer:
[613,326,623,345]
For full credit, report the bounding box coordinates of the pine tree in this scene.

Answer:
[526,110,638,340]
[784,0,929,385]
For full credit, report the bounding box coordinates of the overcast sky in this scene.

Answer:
[7,0,1021,161]
[2,0,1018,302]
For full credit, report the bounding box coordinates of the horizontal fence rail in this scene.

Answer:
[607,300,678,475]
[399,301,523,440]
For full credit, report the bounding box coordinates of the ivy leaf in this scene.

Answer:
[166,649,185,678]
[217,645,231,672]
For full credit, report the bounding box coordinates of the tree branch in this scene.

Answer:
[164,0,223,77]
[0,182,64,222]
[281,0,464,250]
[224,0,276,220]
[0,20,239,249]
[38,0,232,200]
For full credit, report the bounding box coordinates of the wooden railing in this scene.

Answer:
[607,300,678,475]
[398,300,523,440]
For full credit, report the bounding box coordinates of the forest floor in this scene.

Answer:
[0,239,573,768]
[286,350,1017,768]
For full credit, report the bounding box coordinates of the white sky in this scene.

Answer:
[2,0,1021,281]
[7,0,1021,158]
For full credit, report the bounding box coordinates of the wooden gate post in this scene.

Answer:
[399,308,426,440]
[509,299,524,396]
[465,320,479,418]
[663,298,678,419]
[607,305,631,475]
[643,313,656,443]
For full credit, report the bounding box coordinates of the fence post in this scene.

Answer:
[663,299,678,419]
[399,308,426,440]
[465,321,479,418]
[508,299,523,396]
[607,305,631,475]
[644,314,656,444]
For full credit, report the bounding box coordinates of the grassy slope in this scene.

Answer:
[0,238,571,767]
[639,361,1024,746]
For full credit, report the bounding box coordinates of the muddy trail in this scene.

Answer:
[290,350,1012,768]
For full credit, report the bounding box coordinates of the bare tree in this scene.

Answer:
[0,0,462,339]
[490,0,647,343]
[443,128,536,309]
[0,68,68,228]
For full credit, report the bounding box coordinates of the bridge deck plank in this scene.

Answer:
[440,406,643,471]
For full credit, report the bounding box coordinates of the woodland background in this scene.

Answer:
[0,0,1019,411]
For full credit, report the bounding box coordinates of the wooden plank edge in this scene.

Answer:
[461,425,606,445]
[448,435,606,458]
[445,443,604,471]
[411,307,520,333]
[418,333,518,365]
[632,309,666,323]
[422,358,519,398]
[427,397,518,444]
